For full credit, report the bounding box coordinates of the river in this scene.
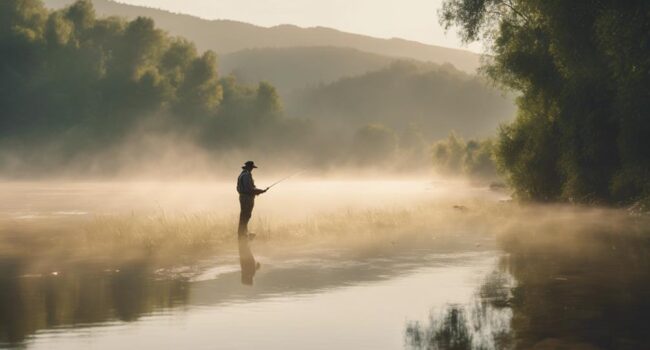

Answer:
[0,179,647,349]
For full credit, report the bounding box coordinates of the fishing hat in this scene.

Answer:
[242,160,258,169]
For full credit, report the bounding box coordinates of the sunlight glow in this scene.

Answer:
[114,0,483,52]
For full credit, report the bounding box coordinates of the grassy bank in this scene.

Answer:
[1,200,648,273]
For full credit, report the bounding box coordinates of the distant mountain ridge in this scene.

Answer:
[40,0,514,141]
[42,0,481,73]
[287,61,515,139]
[220,47,397,94]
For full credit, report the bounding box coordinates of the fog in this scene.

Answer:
[1,175,643,270]
[1,175,648,348]
[0,177,501,220]
[1,1,515,182]
[2,1,648,349]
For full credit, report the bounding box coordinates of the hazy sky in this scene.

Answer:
[114,0,483,52]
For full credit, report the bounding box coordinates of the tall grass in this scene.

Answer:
[1,200,647,272]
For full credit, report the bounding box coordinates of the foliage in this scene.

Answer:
[0,0,292,172]
[0,0,515,176]
[351,124,398,165]
[43,0,481,73]
[441,0,650,204]
[432,133,498,180]
[289,61,515,140]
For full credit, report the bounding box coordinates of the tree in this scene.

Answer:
[0,0,299,174]
[440,0,650,204]
[175,51,222,117]
[255,81,282,120]
[432,132,465,175]
[351,124,398,165]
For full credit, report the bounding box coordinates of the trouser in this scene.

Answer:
[238,194,255,236]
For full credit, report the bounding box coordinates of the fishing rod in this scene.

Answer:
[265,170,304,191]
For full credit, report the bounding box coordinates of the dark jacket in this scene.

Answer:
[237,169,263,195]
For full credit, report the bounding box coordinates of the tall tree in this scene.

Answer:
[441,0,650,203]
[0,0,296,174]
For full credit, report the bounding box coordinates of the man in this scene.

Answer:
[237,161,267,237]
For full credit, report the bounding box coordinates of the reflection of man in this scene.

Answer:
[236,161,267,238]
[238,236,261,285]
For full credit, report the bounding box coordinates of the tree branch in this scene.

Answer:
[501,0,532,25]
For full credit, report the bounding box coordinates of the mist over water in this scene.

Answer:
[0,177,500,221]
[2,0,648,348]
[1,177,648,349]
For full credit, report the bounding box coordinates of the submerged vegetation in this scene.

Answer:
[441,0,650,204]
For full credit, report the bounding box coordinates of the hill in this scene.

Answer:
[220,47,396,95]
[42,0,481,73]
[287,61,516,139]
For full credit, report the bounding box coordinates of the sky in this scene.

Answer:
[114,0,483,52]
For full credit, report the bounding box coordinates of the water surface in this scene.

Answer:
[1,180,649,349]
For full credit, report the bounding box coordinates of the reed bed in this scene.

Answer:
[0,200,647,272]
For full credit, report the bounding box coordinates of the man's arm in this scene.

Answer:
[243,173,266,195]
[252,177,267,195]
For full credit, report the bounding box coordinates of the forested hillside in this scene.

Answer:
[288,61,515,139]
[0,0,308,174]
[1,0,516,176]
[42,0,481,73]
[40,1,508,137]
[220,47,394,95]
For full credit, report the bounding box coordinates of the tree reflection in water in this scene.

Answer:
[405,270,514,350]
[0,259,188,346]
[406,215,650,349]
[500,221,650,349]
[406,307,473,350]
